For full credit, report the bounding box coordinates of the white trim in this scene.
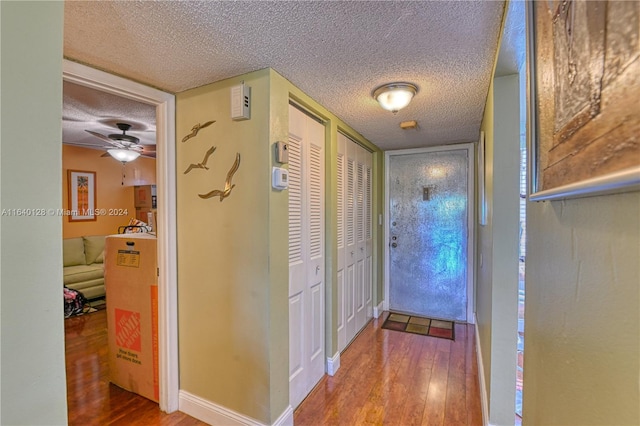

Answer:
[179,391,293,426]
[179,391,261,426]
[326,351,341,376]
[475,316,490,426]
[384,144,476,322]
[373,301,384,319]
[63,60,179,412]
[272,405,294,426]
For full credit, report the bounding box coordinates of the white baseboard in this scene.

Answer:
[272,405,294,426]
[474,316,490,426]
[179,390,293,426]
[373,301,385,318]
[326,351,340,376]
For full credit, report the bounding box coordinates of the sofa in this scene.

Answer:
[63,235,106,299]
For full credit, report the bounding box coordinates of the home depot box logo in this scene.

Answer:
[115,308,141,352]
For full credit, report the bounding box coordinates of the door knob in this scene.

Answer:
[391,242,397,248]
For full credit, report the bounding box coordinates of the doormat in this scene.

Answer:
[382,312,455,340]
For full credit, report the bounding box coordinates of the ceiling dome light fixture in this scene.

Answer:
[372,82,418,113]
[108,148,141,163]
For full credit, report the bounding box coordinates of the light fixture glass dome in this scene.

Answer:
[108,148,141,163]
[373,82,418,113]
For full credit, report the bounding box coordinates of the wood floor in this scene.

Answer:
[66,309,481,426]
[294,312,483,426]
[65,309,207,426]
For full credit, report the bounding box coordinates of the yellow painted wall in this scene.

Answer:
[176,68,382,423]
[523,194,640,424]
[62,145,156,238]
[176,69,277,423]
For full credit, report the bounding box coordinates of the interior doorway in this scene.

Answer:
[62,60,179,412]
[384,145,475,323]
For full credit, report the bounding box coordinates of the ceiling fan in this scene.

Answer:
[85,122,155,162]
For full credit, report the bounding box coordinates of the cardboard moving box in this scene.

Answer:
[105,233,158,402]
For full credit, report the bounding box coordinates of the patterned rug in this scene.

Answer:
[382,312,455,340]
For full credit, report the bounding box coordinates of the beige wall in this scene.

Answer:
[0,1,68,424]
[176,68,382,423]
[176,69,278,423]
[523,193,640,424]
[62,145,156,238]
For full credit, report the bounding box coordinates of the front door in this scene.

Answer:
[387,147,472,322]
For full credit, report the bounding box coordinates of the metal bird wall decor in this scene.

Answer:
[184,146,217,174]
[181,120,215,143]
[198,153,241,202]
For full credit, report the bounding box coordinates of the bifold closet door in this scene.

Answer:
[337,133,373,353]
[288,105,325,409]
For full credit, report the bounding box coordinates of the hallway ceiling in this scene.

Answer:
[63,1,506,151]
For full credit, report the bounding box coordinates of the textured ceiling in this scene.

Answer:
[63,1,506,151]
[63,81,156,152]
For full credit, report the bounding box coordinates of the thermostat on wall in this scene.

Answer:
[231,82,251,121]
[272,167,289,190]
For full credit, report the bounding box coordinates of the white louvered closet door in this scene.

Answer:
[344,138,357,346]
[336,134,347,352]
[362,146,373,323]
[288,105,325,409]
[337,134,373,353]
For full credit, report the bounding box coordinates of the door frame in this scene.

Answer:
[63,60,179,411]
[383,144,476,323]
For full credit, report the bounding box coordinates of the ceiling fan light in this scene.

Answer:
[372,82,418,113]
[108,148,140,162]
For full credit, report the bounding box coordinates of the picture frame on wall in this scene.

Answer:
[68,170,97,221]
[528,1,640,201]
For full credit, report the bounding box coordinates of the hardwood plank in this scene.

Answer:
[421,339,451,426]
[465,325,483,426]
[379,333,429,426]
[67,308,483,426]
[356,331,413,424]
[397,336,438,426]
[294,314,482,426]
[65,310,207,426]
[444,324,468,425]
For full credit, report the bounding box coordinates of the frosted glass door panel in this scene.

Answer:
[389,150,468,322]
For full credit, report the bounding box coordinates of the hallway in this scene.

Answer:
[66,307,481,425]
[294,312,482,425]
